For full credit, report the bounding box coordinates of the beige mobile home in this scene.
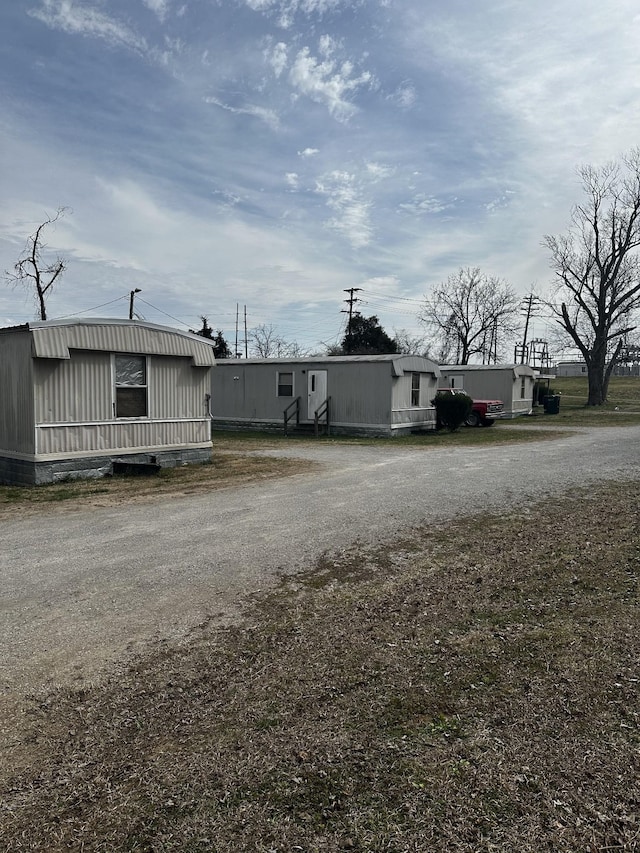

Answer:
[211,354,441,436]
[0,319,216,485]
[439,363,537,418]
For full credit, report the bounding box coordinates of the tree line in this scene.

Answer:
[8,149,640,406]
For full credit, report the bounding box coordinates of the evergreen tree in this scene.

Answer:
[340,313,398,355]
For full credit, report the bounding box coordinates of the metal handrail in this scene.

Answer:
[314,396,331,437]
[283,397,300,436]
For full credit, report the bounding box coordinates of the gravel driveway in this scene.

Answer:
[1,425,638,701]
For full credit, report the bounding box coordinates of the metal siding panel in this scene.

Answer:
[392,355,440,375]
[150,356,209,419]
[34,351,112,424]
[213,360,400,427]
[0,331,35,453]
[328,362,392,425]
[36,420,210,455]
[30,321,216,365]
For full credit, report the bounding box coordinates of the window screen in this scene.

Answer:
[115,355,147,417]
[277,371,294,397]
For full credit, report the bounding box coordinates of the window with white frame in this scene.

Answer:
[277,371,294,397]
[115,354,148,417]
[520,376,526,399]
[411,372,420,406]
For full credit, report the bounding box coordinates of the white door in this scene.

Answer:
[307,370,328,419]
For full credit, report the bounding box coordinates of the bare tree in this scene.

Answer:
[249,323,305,358]
[420,268,520,364]
[6,208,69,320]
[392,328,432,357]
[544,149,640,405]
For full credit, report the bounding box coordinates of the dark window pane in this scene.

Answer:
[411,373,420,406]
[116,387,147,417]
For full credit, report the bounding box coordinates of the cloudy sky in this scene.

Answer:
[2,0,640,354]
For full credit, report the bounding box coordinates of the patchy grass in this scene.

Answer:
[214,425,569,450]
[1,374,638,512]
[0,427,570,514]
[527,375,640,427]
[0,453,316,516]
[2,480,639,852]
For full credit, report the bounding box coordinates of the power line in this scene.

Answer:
[51,294,129,320]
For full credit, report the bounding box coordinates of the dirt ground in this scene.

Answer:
[1,475,638,852]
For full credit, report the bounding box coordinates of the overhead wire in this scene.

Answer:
[51,295,129,320]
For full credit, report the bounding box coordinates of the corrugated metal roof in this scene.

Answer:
[441,363,536,378]
[25,319,216,366]
[218,354,439,376]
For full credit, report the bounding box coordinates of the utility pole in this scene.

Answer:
[341,287,362,353]
[244,305,248,359]
[129,288,141,320]
[518,293,539,363]
[235,303,239,358]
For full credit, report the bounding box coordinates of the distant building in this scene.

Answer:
[555,361,587,377]
[439,363,538,418]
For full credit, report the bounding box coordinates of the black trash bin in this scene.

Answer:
[543,395,560,414]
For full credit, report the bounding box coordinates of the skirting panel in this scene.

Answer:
[0,446,212,486]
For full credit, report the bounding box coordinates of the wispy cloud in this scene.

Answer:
[203,95,280,130]
[142,0,170,23]
[288,45,375,120]
[29,0,147,52]
[268,41,288,77]
[387,82,416,109]
[366,162,395,181]
[315,170,372,248]
[245,0,352,29]
[398,194,450,216]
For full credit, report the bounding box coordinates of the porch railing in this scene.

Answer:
[314,396,331,437]
[283,397,300,436]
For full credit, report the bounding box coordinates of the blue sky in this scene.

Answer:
[2,0,640,354]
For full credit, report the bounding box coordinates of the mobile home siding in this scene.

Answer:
[0,320,216,484]
[327,362,392,426]
[34,350,112,424]
[0,330,35,454]
[213,360,394,427]
[150,356,209,420]
[212,355,440,435]
[440,364,536,417]
[35,419,209,457]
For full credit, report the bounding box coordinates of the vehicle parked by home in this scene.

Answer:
[439,363,538,419]
[437,387,505,427]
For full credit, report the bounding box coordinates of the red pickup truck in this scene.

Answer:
[437,388,505,427]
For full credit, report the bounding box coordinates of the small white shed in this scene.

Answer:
[555,361,587,377]
[211,354,441,436]
[0,319,216,485]
[439,363,537,418]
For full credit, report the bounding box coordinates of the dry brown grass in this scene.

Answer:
[2,479,639,851]
[0,451,316,517]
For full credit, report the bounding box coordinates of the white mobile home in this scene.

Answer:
[211,355,441,437]
[0,319,216,485]
[555,361,587,377]
[439,363,537,418]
